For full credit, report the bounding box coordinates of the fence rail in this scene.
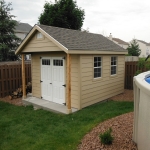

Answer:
[124,61,150,89]
[0,61,31,97]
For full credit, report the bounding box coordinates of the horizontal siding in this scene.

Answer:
[70,55,80,109]
[31,54,41,98]
[23,33,62,53]
[80,55,125,108]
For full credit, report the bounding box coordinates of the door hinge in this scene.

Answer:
[62,84,66,87]
[41,96,43,99]
[40,80,43,83]
[62,57,65,59]
[63,103,66,106]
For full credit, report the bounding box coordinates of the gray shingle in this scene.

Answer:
[38,24,127,52]
[15,22,32,32]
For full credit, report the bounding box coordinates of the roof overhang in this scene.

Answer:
[68,50,128,55]
[15,25,68,55]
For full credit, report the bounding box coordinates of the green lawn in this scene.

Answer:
[0,100,133,150]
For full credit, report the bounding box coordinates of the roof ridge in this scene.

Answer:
[38,24,104,37]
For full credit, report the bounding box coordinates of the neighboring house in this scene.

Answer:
[15,22,32,60]
[15,25,127,114]
[134,40,150,58]
[108,34,129,49]
[15,22,32,40]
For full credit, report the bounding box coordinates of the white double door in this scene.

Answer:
[41,57,65,105]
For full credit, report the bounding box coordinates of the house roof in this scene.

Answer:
[147,43,150,46]
[38,24,126,51]
[112,38,128,45]
[16,24,128,55]
[137,40,148,45]
[15,22,32,33]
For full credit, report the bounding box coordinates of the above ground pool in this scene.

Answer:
[133,71,150,150]
[145,76,150,84]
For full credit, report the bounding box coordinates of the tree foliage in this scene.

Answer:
[38,0,85,30]
[127,39,141,56]
[0,0,21,61]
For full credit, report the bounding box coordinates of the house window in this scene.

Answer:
[37,32,43,39]
[94,57,102,78]
[111,56,117,75]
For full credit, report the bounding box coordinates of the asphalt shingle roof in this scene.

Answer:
[15,22,32,32]
[38,24,127,52]
[112,38,128,45]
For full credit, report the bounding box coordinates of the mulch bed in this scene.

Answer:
[0,96,22,106]
[78,112,137,150]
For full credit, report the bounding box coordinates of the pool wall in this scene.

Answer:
[133,71,150,150]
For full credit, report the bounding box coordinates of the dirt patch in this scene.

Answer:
[110,89,133,102]
[0,96,22,106]
[78,112,137,150]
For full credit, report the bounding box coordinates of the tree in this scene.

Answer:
[0,0,21,61]
[127,39,141,56]
[38,0,85,30]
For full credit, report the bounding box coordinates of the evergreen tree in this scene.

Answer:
[0,0,21,61]
[38,0,85,30]
[127,39,141,56]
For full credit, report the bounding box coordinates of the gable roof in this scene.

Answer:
[15,22,32,33]
[16,24,127,55]
[38,24,126,51]
[112,38,128,45]
[137,40,148,45]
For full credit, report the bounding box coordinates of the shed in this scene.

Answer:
[15,24,127,114]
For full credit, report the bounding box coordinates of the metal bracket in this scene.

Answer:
[40,80,43,83]
[62,57,65,59]
[62,84,66,87]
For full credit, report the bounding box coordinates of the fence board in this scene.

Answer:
[124,61,150,89]
[0,61,31,97]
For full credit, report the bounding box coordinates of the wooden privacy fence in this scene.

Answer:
[0,61,31,97]
[124,61,150,89]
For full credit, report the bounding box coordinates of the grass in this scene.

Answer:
[0,100,133,150]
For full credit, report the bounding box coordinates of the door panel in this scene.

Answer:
[52,58,65,104]
[41,58,52,101]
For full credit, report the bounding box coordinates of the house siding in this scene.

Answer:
[70,55,80,109]
[22,32,62,53]
[80,55,125,108]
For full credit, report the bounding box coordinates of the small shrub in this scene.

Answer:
[99,128,114,145]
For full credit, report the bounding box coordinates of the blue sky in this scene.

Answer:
[5,0,150,42]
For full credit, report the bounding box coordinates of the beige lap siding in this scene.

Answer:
[23,31,62,53]
[80,55,125,108]
[69,55,80,109]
